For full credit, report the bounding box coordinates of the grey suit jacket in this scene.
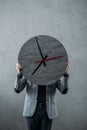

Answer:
[14,74,69,119]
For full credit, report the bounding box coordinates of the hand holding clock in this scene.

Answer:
[16,63,22,74]
[16,61,70,76]
[64,61,70,74]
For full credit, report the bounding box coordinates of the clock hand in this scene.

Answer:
[35,55,64,63]
[32,61,42,75]
[35,37,46,67]
[32,55,48,75]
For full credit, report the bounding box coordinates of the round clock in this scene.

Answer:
[18,35,68,85]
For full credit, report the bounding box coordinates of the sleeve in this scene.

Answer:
[56,74,69,94]
[14,73,31,93]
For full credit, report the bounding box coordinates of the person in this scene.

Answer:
[14,61,70,130]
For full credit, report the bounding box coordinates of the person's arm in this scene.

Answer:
[14,63,31,93]
[14,73,27,93]
[56,74,69,94]
[56,61,70,94]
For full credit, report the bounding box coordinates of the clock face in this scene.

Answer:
[18,35,68,85]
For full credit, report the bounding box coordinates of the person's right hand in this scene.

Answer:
[16,63,22,74]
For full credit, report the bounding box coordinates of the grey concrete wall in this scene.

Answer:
[0,0,87,130]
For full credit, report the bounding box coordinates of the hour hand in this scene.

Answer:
[35,37,46,67]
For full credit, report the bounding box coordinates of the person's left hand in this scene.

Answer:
[64,61,70,74]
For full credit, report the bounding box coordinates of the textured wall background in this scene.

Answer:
[0,0,87,130]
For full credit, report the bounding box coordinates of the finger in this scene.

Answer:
[68,60,70,64]
[16,63,20,66]
[16,63,21,66]
[66,61,70,68]
[16,63,22,67]
[17,66,22,69]
[16,64,22,69]
[17,68,22,72]
[16,67,22,71]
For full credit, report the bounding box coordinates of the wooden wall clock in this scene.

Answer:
[18,35,68,85]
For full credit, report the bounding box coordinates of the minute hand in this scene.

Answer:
[35,55,64,63]
[35,37,46,66]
